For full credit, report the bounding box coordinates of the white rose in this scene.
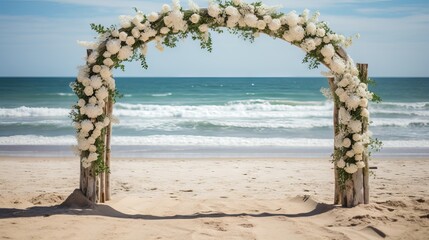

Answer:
[106,39,121,55]
[352,142,364,154]
[78,99,86,107]
[285,11,299,27]
[103,58,114,67]
[283,25,305,42]
[131,27,141,38]
[263,15,272,23]
[119,15,132,28]
[95,86,109,101]
[346,150,355,158]
[126,36,135,46]
[346,95,360,110]
[339,92,349,103]
[78,138,90,150]
[162,4,171,13]
[361,108,370,118]
[103,117,110,126]
[87,51,98,64]
[119,31,128,41]
[90,75,103,90]
[118,46,133,60]
[80,119,94,133]
[102,51,111,58]
[132,14,143,26]
[100,66,111,80]
[335,87,345,97]
[330,57,346,74]
[82,158,91,168]
[89,145,97,152]
[84,86,94,96]
[353,134,362,141]
[92,129,101,138]
[316,28,326,37]
[257,20,266,30]
[190,13,200,24]
[148,12,159,22]
[199,24,208,33]
[355,154,363,161]
[88,96,97,105]
[342,138,351,148]
[268,19,281,31]
[88,152,98,162]
[338,77,350,88]
[84,104,103,118]
[95,122,104,130]
[339,107,352,124]
[111,29,119,37]
[160,27,170,35]
[92,65,101,73]
[320,44,335,59]
[306,22,316,35]
[337,158,346,168]
[344,163,358,174]
[356,161,365,168]
[359,98,368,108]
[301,38,316,52]
[225,6,238,16]
[244,14,258,28]
[208,4,220,18]
[348,120,362,133]
[233,0,241,5]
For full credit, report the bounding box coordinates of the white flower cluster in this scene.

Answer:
[330,59,372,174]
[73,0,370,173]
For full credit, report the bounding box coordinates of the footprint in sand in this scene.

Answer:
[239,223,254,228]
[203,221,227,232]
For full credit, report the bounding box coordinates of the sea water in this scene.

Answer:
[0,77,428,157]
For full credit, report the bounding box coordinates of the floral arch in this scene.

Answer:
[71,0,375,207]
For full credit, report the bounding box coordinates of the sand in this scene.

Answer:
[0,156,428,239]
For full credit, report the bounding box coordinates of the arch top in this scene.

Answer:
[72,0,375,206]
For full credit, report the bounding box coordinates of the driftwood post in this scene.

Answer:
[79,49,98,203]
[327,77,341,205]
[338,63,369,207]
[358,63,370,204]
[105,95,113,201]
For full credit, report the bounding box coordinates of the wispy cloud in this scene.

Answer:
[356,5,429,15]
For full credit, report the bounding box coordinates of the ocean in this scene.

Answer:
[0,77,428,157]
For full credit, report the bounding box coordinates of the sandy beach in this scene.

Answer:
[0,156,427,239]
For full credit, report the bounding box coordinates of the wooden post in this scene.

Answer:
[357,63,370,204]
[99,104,107,203]
[79,49,98,203]
[339,63,369,207]
[105,95,113,201]
[327,77,341,205]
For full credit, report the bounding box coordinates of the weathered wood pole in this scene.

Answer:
[358,63,370,204]
[340,63,369,207]
[327,77,341,205]
[79,49,98,203]
[105,95,113,201]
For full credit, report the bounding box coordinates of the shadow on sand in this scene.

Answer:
[0,189,336,220]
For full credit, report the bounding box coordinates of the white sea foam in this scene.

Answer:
[0,107,69,117]
[151,93,172,97]
[55,93,74,96]
[0,135,428,148]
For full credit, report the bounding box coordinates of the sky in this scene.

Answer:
[0,0,428,77]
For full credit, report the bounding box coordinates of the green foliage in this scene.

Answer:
[90,23,108,34]
[302,54,321,69]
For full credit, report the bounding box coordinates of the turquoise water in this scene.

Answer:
[0,77,428,155]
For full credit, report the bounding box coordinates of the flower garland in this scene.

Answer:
[71,0,376,184]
